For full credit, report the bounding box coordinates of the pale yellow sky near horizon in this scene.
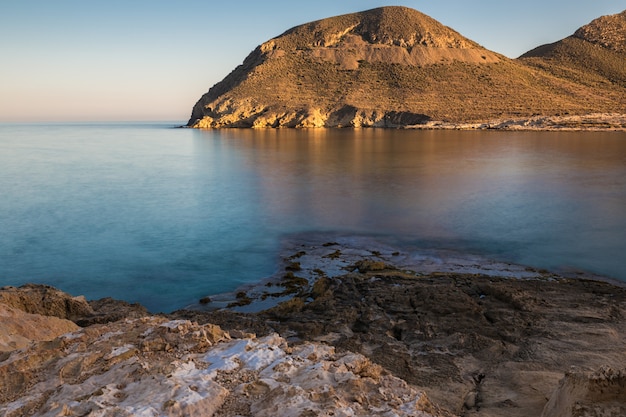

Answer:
[0,0,623,122]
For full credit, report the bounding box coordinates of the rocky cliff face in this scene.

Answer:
[188,6,625,128]
[0,303,78,352]
[0,283,148,326]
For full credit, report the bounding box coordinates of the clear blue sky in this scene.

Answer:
[1,1,623,122]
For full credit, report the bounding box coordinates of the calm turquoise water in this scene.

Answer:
[1,123,625,312]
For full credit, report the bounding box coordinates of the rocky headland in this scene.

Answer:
[188,6,626,129]
[2,236,626,416]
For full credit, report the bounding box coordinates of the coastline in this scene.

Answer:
[408,113,626,131]
[173,235,626,415]
[2,236,626,416]
[183,232,626,314]
[186,113,626,131]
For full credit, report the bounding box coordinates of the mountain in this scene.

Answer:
[520,10,626,89]
[188,6,625,128]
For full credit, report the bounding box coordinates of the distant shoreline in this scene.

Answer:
[408,113,626,131]
[187,113,626,131]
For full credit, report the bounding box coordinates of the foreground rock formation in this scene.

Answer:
[0,306,447,416]
[0,283,148,326]
[2,238,626,416]
[0,303,78,352]
[188,6,626,128]
[177,236,626,417]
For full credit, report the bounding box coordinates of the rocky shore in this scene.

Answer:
[184,113,626,131]
[410,113,626,131]
[1,237,625,416]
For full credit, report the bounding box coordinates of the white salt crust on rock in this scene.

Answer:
[0,316,447,417]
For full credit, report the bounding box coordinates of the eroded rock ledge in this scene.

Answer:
[0,310,447,417]
[2,238,626,416]
[177,236,626,417]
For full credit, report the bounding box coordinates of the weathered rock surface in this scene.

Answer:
[0,284,149,326]
[188,6,625,128]
[178,236,626,417]
[3,238,626,416]
[0,315,448,417]
[418,113,626,131]
[541,367,626,417]
[0,283,94,321]
[81,296,149,326]
[0,303,79,352]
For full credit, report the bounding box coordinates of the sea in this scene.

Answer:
[1,122,625,312]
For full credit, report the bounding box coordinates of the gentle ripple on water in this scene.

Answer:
[0,123,625,312]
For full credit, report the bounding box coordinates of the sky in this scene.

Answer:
[1,1,624,122]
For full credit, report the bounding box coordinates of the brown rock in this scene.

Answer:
[80,296,148,326]
[0,303,79,352]
[197,271,626,417]
[0,284,94,321]
[542,367,626,417]
[0,284,150,327]
[0,317,446,417]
